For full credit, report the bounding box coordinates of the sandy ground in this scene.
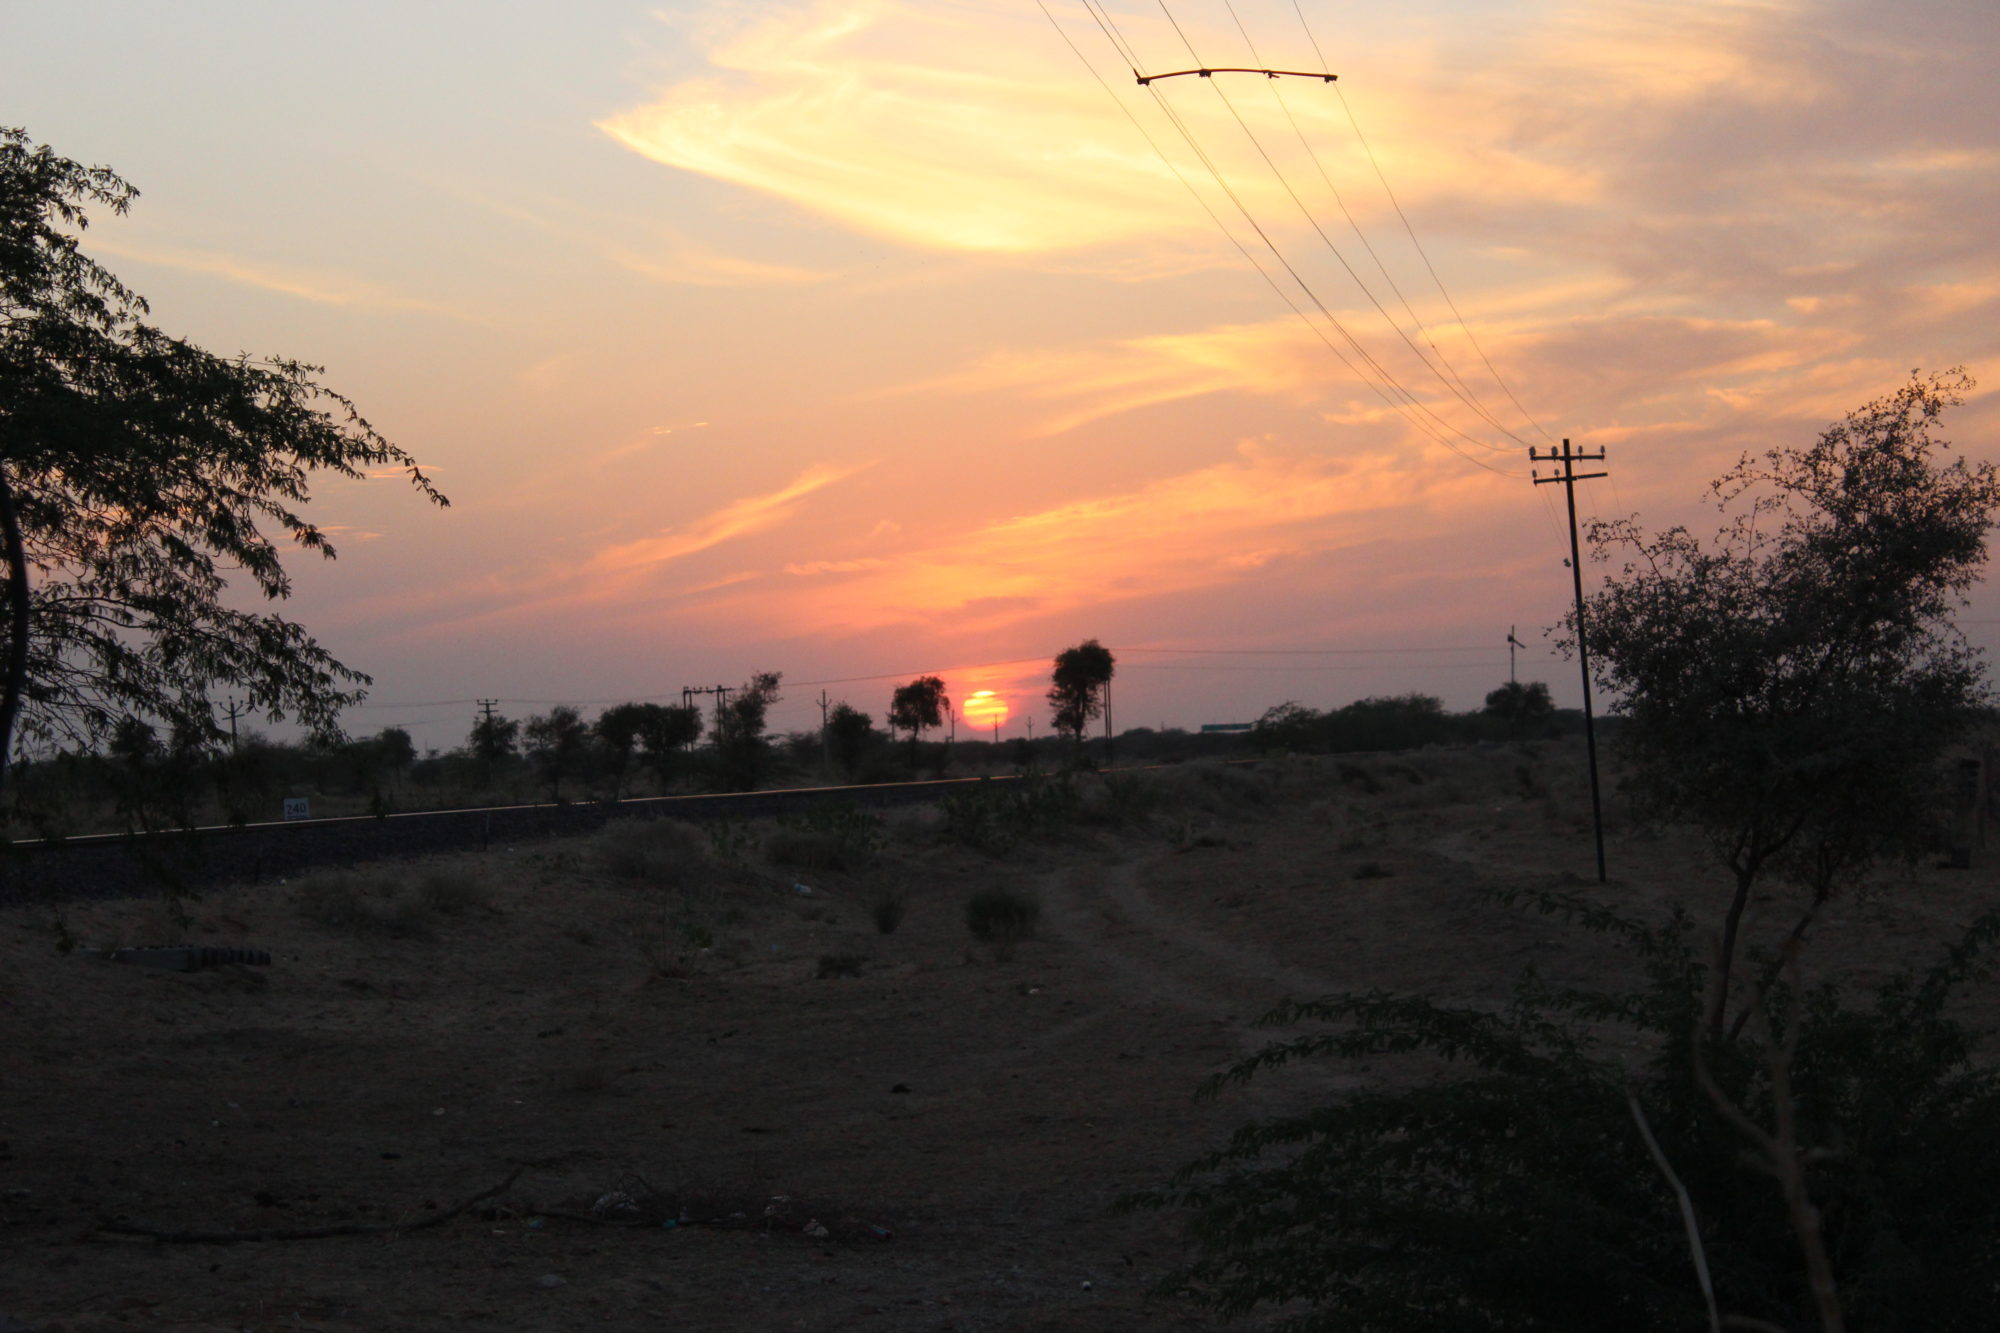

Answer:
[2,746,1992,1332]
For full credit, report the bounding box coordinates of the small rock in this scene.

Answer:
[803,1219,830,1238]
[535,1273,566,1289]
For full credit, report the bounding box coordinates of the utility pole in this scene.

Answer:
[1506,627,1526,685]
[1103,676,1114,765]
[1531,439,1608,884]
[680,685,732,742]
[818,690,831,775]
[221,696,244,752]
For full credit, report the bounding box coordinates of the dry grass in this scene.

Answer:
[295,869,439,937]
[593,817,714,888]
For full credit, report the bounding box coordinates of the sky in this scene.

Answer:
[6,0,2000,752]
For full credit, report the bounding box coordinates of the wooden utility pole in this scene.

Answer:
[1103,676,1113,764]
[221,696,245,752]
[1531,439,1609,884]
[818,690,832,774]
[1507,627,1526,686]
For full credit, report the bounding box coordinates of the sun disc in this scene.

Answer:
[962,689,1009,729]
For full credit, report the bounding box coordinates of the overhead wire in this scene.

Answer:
[1289,0,1558,447]
[1223,1,1528,448]
[1086,2,1523,473]
[1050,1,1513,471]
[1142,2,1520,468]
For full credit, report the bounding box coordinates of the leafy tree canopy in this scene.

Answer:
[1048,639,1114,742]
[826,702,876,777]
[1571,370,1998,1032]
[0,128,444,773]
[469,712,519,765]
[712,672,782,790]
[1483,679,1554,725]
[888,674,948,740]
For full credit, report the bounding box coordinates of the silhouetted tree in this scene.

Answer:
[595,702,649,797]
[712,672,781,791]
[888,675,949,746]
[469,711,519,780]
[637,702,703,789]
[524,705,589,801]
[0,130,445,804]
[376,726,416,788]
[825,702,877,779]
[1571,370,2000,1037]
[1483,680,1554,732]
[1048,639,1115,751]
[1253,700,1320,752]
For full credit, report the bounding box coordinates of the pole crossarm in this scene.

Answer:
[1135,67,1337,85]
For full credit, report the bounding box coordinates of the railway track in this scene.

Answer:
[0,772,1018,905]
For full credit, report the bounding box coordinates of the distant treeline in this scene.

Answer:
[1250,686,1590,754]
[6,683,1579,839]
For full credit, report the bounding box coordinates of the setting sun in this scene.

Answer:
[961,689,1009,732]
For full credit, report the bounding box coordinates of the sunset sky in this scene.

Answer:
[7,0,1999,752]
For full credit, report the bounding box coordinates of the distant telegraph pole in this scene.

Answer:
[680,684,732,739]
[1531,439,1609,883]
[818,690,832,774]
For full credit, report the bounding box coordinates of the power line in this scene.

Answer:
[1294,0,1554,448]
[1149,3,1520,462]
[1225,1,1529,448]
[1040,0,1483,465]
[1063,1,1531,475]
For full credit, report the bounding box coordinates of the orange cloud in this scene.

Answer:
[596,2,1363,257]
[584,462,873,582]
[694,439,1500,638]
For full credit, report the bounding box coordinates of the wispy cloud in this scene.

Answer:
[584,461,871,582]
[598,1,1241,255]
[89,238,462,317]
[609,243,833,288]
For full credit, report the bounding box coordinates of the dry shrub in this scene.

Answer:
[594,818,713,888]
[295,869,434,937]
[869,883,908,934]
[1150,762,1273,819]
[415,868,490,914]
[966,888,1039,957]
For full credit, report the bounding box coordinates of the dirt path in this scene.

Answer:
[1036,857,1338,1038]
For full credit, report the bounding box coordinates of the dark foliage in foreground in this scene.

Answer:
[1125,891,2000,1331]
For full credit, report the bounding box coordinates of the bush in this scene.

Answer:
[869,884,908,935]
[941,774,1080,853]
[1125,892,2000,1331]
[966,888,1039,948]
[594,818,711,887]
[295,870,434,937]
[770,801,884,871]
[414,868,489,914]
